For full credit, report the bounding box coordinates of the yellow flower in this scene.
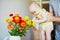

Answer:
[6,18,12,23]
[32,22,36,27]
[24,16,30,21]
[26,20,32,26]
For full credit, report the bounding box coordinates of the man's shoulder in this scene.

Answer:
[50,0,57,4]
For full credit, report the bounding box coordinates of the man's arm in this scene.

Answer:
[52,16,60,22]
[48,5,60,22]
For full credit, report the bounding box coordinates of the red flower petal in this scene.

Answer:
[20,21,26,28]
[13,16,22,23]
[9,13,13,17]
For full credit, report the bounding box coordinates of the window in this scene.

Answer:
[33,0,50,11]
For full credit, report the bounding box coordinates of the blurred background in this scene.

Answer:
[0,0,54,40]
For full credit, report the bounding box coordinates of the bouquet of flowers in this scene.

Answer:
[6,13,36,37]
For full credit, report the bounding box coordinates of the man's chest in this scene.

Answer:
[52,0,60,16]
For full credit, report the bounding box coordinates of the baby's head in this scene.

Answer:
[29,2,40,15]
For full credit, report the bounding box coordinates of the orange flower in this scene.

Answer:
[13,16,22,23]
[15,14,19,16]
[20,21,26,28]
[8,24,14,30]
[19,30,23,32]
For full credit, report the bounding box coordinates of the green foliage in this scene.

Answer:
[8,23,31,37]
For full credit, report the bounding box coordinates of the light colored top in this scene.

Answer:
[32,9,53,30]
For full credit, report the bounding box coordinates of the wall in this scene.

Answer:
[0,0,33,40]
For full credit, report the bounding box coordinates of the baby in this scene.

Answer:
[29,2,53,40]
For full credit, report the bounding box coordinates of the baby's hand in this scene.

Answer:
[35,13,43,20]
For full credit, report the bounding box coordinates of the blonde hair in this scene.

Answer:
[29,2,40,13]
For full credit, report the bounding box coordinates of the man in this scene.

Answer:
[46,0,60,40]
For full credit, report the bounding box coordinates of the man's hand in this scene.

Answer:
[46,12,55,22]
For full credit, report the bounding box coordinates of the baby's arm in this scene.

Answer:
[32,17,46,23]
